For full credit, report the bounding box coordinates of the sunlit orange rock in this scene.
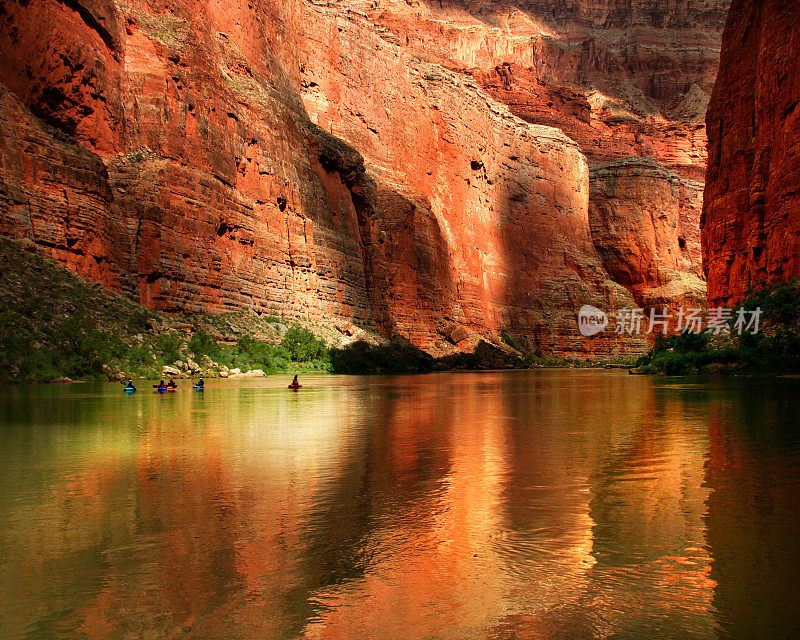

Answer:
[590,157,705,308]
[703,0,800,305]
[0,0,124,155]
[0,85,122,287]
[363,0,726,308]
[0,0,729,356]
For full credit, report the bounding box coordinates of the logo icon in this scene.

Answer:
[578,305,608,337]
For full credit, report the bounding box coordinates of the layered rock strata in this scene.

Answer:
[703,0,800,305]
[354,0,728,305]
[0,0,730,356]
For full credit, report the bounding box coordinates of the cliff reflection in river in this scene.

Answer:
[0,372,798,639]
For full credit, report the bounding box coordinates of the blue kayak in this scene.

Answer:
[124,387,136,393]
[192,385,205,391]
[156,387,168,393]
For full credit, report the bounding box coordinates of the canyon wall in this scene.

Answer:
[0,0,728,356]
[703,0,800,305]
[361,0,727,305]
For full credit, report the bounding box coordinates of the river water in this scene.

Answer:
[0,370,798,639]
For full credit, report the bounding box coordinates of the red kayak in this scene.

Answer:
[288,383,302,390]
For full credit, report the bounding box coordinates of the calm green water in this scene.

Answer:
[0,371,799,640]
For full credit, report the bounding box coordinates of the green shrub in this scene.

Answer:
[234,334,291,371]
[639,280,800,375]
[124,342,157,370]
[330,338,436,374]
[281,325,327,362]
[149,332,185,364]
[47,314,124,376]
[188,331,221,360]
[653,331,710,355]
[126,307,153,334]
[16,349,62,381]
[741,279,800,326]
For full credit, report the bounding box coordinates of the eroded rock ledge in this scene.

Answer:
[0,0,729,357]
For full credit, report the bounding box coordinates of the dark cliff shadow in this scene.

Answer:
[300,122,460,347]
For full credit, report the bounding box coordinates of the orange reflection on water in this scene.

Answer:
[302,379,516,640]
[1,373,797,639]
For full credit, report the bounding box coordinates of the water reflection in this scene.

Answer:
[703,379,800,640]
[0,372,798,639]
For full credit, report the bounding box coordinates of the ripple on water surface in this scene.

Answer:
[0,371,798,639]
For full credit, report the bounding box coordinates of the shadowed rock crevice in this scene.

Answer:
[0,0,729,357]
[58,0,121,53]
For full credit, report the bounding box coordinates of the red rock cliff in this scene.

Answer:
[360,0,727,306]
[703,0,800,305]
[0,0,727,356]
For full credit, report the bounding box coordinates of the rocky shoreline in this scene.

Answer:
[1,237,639,383]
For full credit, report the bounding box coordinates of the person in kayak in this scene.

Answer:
[125,379,136,391]
[167,378,178,389]
[195,378,205,388]
[288,375,301,389]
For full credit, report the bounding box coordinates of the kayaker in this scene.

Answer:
[291,375,299,386]
[196,378,205,388]
[167,378,178,389]
[125,379,136,391]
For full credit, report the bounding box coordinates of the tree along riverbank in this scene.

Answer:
[633,280,800,375]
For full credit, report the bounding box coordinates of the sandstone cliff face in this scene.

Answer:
[0,85,122,286]
[0,0,726,356]
[0,0,124,155]
[590,157,704,307]
[703,0,800,305]
[295,2,647,353]
[350,0,726,304]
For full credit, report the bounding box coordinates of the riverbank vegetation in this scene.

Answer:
[0,237,637,382]
[329,338,538,374]
[0,238,333,382]
[635,280,800,375]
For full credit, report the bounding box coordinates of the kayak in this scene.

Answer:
[124,387,136,393]
[193,385,205,391]
[156,387,168,393]
[288,384,302,390]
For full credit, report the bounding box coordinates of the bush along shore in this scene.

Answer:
[0,237,636,382]
[633,279,800,375]
[0,237,349,382]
